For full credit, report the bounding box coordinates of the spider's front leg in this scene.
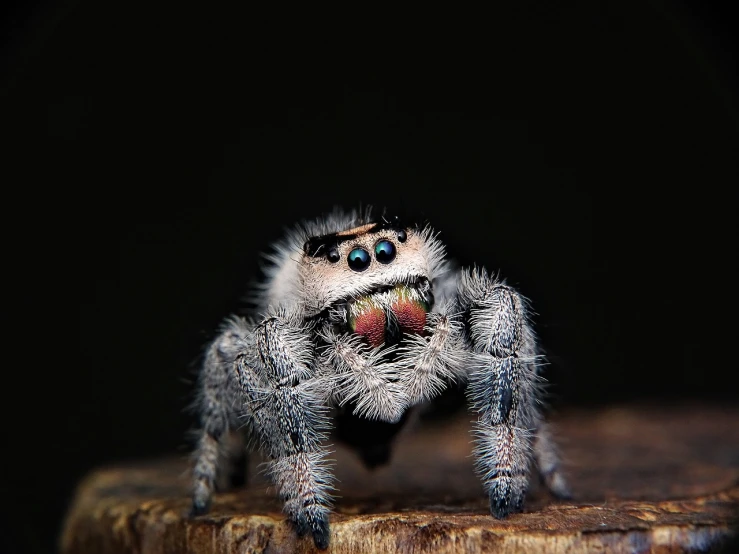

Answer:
[241,308,335,549]
[458,268,569,518]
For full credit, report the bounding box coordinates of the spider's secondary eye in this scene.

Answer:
[327,248,340,263]
[374,240,396,264]
[397,229,407,243]
[347,248,371,271]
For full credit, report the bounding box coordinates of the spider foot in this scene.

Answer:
[312,516,330,550]
[489,480,526,519]
[546,471,573,500]
[189,496,212,518]
[295,510,330,550]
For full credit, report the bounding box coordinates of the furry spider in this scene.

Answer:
[190,208,570,549]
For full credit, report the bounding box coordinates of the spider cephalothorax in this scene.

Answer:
[190,208,571,549]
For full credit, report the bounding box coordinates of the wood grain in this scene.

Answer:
[61,404,739,553]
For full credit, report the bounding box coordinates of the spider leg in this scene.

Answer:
[191,317,251,516]
[240,308,334,550]
[458,268,568,517]
[532,422,572,499]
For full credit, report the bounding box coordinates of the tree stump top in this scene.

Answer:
[61,404,739,553]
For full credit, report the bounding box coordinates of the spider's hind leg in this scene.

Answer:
[191,317,251,515]
[533,423,572,500]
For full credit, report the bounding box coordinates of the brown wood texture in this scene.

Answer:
[61,405,739,553]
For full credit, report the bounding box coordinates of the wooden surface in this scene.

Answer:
[61,404,739,553]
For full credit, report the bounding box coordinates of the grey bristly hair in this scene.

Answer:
[190,207,571,550]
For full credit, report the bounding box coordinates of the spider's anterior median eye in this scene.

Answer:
[374,240,396,264]
[347,248,371,271]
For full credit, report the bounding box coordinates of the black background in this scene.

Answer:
[2,2,738,553]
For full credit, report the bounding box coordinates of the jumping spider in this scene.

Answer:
[190,208,570,549]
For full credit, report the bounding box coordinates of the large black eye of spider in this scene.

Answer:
[374,240,396,264]
[347,248,371,271]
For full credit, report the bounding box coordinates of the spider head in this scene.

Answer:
[300,216,445,321]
